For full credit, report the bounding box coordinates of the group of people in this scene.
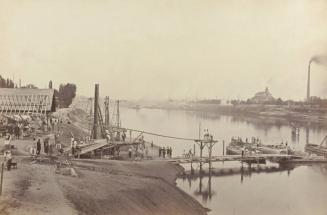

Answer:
[105,129,128,143]
[128,145,149,159]
[30,136,55,156]
[159,147,172,158]
[69,135,92,156]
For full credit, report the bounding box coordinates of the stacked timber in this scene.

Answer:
[305,144,327,157]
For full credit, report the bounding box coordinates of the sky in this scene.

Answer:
[1,0,327,100]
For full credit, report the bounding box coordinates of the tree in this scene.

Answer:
[0,75,15,88]
[21,84,38,89]
[58,83,77,108]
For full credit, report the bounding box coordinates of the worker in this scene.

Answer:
[4,150,12,171]
[44,138,49,154]
[241,147,245,158]
[105,129,110,143]
[36,138,41,155]
[48,141,53,156]
[122,132,126,142]
[128,147,132,159]
[73,139,78,157]
[4,134,11,151]
[159,147,162,157]
[163,147,166,158]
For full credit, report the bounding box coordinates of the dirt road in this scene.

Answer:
[0,157,77,215]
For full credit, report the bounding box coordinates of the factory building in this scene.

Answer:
[250,87,275,104]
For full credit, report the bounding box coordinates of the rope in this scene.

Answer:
[112,126,199,142]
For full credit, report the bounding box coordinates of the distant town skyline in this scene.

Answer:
[1,0,327,100]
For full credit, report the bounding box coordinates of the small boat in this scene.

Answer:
[258,145,292,155]
[226,145,266,164]
[228,137,293,155]
[131,105,141,110]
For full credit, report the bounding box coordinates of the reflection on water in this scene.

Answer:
[177,163,327,215]
[178,163,295,204]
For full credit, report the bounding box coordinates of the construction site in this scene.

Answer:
[0,83,327,215]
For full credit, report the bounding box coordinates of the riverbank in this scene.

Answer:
[0,106,208,215]
[123,100,327,127]
[0,150,208,215]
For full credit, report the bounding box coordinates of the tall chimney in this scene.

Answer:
[307,61,311,102]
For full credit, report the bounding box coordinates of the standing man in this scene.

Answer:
[170,147,173,158]
[4,151,12,171]
[128,147,132,159]
[122,132,126,142]
[70,137,75,156]
[241,147,245,158]
[72,139,78,157]
[36,138,41,155]
[163,147,166,158]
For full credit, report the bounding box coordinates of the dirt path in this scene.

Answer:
[0,159,77,215]
[0,138,77,215]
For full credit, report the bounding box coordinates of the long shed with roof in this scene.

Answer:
[0,88,56,116]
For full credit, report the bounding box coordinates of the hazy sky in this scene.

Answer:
[1,0,327,100]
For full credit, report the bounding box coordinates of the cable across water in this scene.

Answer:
[111,126,200,142]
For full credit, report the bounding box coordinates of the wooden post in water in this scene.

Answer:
[0,162,4,195]
[208,140,212,170]
[223,140,225,156]
[200,141,203,173]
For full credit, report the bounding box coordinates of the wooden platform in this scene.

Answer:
[63,139,139,155]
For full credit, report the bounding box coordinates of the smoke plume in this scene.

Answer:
[310,55,327,66]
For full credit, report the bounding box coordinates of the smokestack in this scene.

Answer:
[307,60,311,102]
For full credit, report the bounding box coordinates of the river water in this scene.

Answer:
[120,108,327,215]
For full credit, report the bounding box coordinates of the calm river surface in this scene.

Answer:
[121,108,327,215]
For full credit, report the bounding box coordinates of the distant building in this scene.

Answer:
[250,87,275,104]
